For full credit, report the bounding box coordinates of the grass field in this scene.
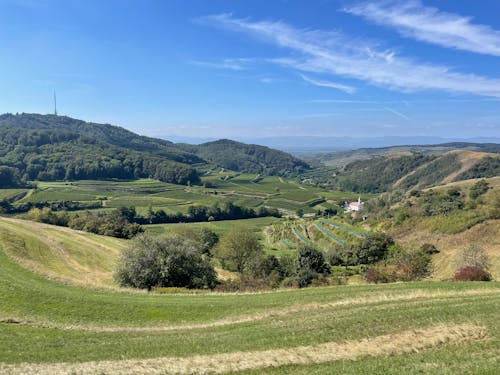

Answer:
[0,218,499,374]
[146,216,283,238]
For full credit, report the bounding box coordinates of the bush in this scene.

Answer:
[453,266,492,281]
[114,234,217,290]
[365,265,399,284]
[366,246,433,283]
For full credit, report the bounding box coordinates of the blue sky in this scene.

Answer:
[1,0,500,139]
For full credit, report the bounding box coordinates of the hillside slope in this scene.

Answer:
[0,113,310,184]
[0,217,125,288]
[310,142,500,167]
[330,150,499,193]
[182,139,311,177]
[0,219,499,373]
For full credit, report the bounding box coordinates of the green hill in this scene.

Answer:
[181,139,311,177]
[0,217,499,373]
[0,113,311,186]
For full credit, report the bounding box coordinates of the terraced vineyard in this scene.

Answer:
[265,218,369,251]
[0,218,499,374]
[10,177,367,217]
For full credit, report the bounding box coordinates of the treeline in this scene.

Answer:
[28,208,143,239]
[0,199,101,214]
[0,166,30,188]
[14,201,281,239]
[122,202,281,225]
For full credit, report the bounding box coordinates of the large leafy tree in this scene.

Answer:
[214,227,263,273]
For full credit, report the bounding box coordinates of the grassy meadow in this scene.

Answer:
[0,217,499,374]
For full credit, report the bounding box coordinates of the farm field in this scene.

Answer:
[1,218,499,374]
[11,177,369,216]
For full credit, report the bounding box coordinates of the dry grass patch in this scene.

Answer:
[0,323,486,375]
[393,220,500,280]
[0,217,125,289]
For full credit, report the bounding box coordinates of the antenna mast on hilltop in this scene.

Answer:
[53,90,58,116]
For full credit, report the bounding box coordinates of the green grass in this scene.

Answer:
[0,189,29,200]
[146,216,283,238]
[0,219,499,372]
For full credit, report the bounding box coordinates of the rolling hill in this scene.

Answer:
[0,113,310,187]
[180,139,311,177]
[308,142,500,168]
[326,150,500,193]
[0,217,499,373]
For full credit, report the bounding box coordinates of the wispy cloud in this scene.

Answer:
[190,58,254,71]
[384,107,410,120]
[344,1,500,56]
[294,113,339,119]
[300,74,356,94]
[309,99,378,103]
[199,13,500,97]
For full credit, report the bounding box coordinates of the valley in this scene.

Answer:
[0,114,499,374]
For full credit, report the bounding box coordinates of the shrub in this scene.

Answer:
[115,234,217,290]
[457,244,490,270]
[453,266,492,282]
[365,265,399,283]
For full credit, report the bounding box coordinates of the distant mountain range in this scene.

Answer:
[165,135,500,155]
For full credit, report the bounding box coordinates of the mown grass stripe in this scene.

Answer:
[0,324,486,374]
[2,289,496,333]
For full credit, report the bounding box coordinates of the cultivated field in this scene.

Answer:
[15,177,369,216]
[0,218,499,374]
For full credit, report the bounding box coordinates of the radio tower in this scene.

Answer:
[53,90,58,116]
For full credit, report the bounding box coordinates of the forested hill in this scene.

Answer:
[329,150,500,193]
[0,113,310,186]
[181,139,311,177]
[0,113,202,164]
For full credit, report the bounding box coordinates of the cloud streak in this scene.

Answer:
[384,107,410,120]
[344,1,500,57]
[200,13,500,98]
[190,58,254,71]
[300,74,356,94]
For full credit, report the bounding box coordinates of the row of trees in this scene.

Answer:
[123,203,281,225]
[28,208,143,239]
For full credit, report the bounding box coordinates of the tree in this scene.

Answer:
[457,244,490,270]
[0,166,22,188]
[295,244,330,287]
[469,179,489,200]
[214,227,263,273]
[114,234,217,290]
[355,233,394,264]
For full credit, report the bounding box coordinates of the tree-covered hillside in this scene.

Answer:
[0,113,311,186]
[183,139,311,177]
[0,114,202,185]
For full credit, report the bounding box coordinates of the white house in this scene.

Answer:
[346,197,363,212]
